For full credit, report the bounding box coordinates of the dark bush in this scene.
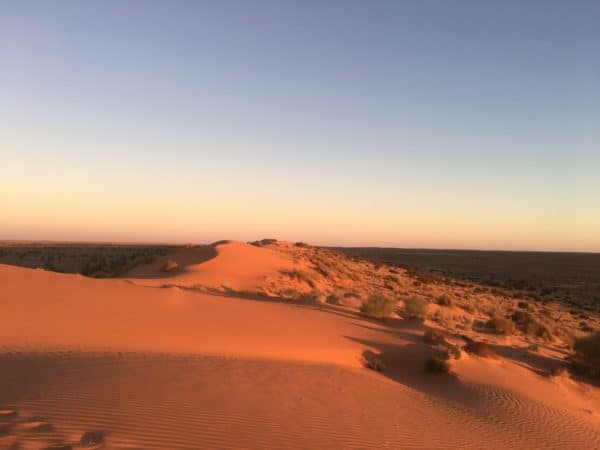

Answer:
[573,332,600,377]
[465,341,497,358]
[426,356,450,374]
[486,317,516,335]
[437,295,453,306]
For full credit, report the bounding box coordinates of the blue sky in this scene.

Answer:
[1,1,599,250]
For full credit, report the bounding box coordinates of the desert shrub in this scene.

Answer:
[161,260,179,272]
[404,297,428,320]
[423,329,447,345]
[433,308,455,329]
[281,269,316,288]
[460,302,475,314]
[294,242,310,248]
[465,341,497,358]
[437,295,453,306]
[511,310,553,340]
[250,238,278,246]
[551,366,571,378]
[517,301,530,310]
[313,262,331,278]
[360,294,397,319]
[581,323,594,333]
[425,356,450,374]
[573,332,600,376]
[365,356,386,372]
[486,316,516,335]
[444,343,462,360]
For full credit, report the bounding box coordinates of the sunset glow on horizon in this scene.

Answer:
[2,1,599,252]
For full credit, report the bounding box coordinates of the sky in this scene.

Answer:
[1,1,599,251]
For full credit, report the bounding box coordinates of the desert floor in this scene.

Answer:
[1,241,599,449]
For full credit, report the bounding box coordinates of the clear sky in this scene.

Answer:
[1,1,599,251]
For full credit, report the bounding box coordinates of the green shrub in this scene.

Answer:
[404,297,428,320]
[360,294,397,319]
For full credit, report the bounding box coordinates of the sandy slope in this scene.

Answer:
[1,242,599,449]
[123,241,296,292]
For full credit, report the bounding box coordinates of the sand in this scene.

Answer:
[1,241,599,449]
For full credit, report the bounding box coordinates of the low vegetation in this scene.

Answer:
[464,340,496,358]
[425,356,450,374]
[161,260,179,272]
[572,332,600,377]
[511,310,554,340]
[281,269,317,289]
[403,297,428,320]
[360,294,397,319]
[423,329,447,345]
[365,356,386,372]
[486,316,516,335]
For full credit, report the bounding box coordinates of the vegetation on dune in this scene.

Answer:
[360,294,397,319]
[403,297,428,320]
[423,329,447,345]
[281,269,317,289]
[486,316,516,335]
[464,340,497,358]
[161,259,179,272]
[511,310,554,340]
[425,356,450,374]
[437,294,453,306]
[572,332,600,377]
[365,356,386,372]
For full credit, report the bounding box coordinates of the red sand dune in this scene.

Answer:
[1,242,599,449]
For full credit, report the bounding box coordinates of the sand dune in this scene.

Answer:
[124,241,296,292]
[1,242,599,449]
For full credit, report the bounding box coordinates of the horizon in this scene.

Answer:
[2,1,600,252]
[2,237,599,255]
